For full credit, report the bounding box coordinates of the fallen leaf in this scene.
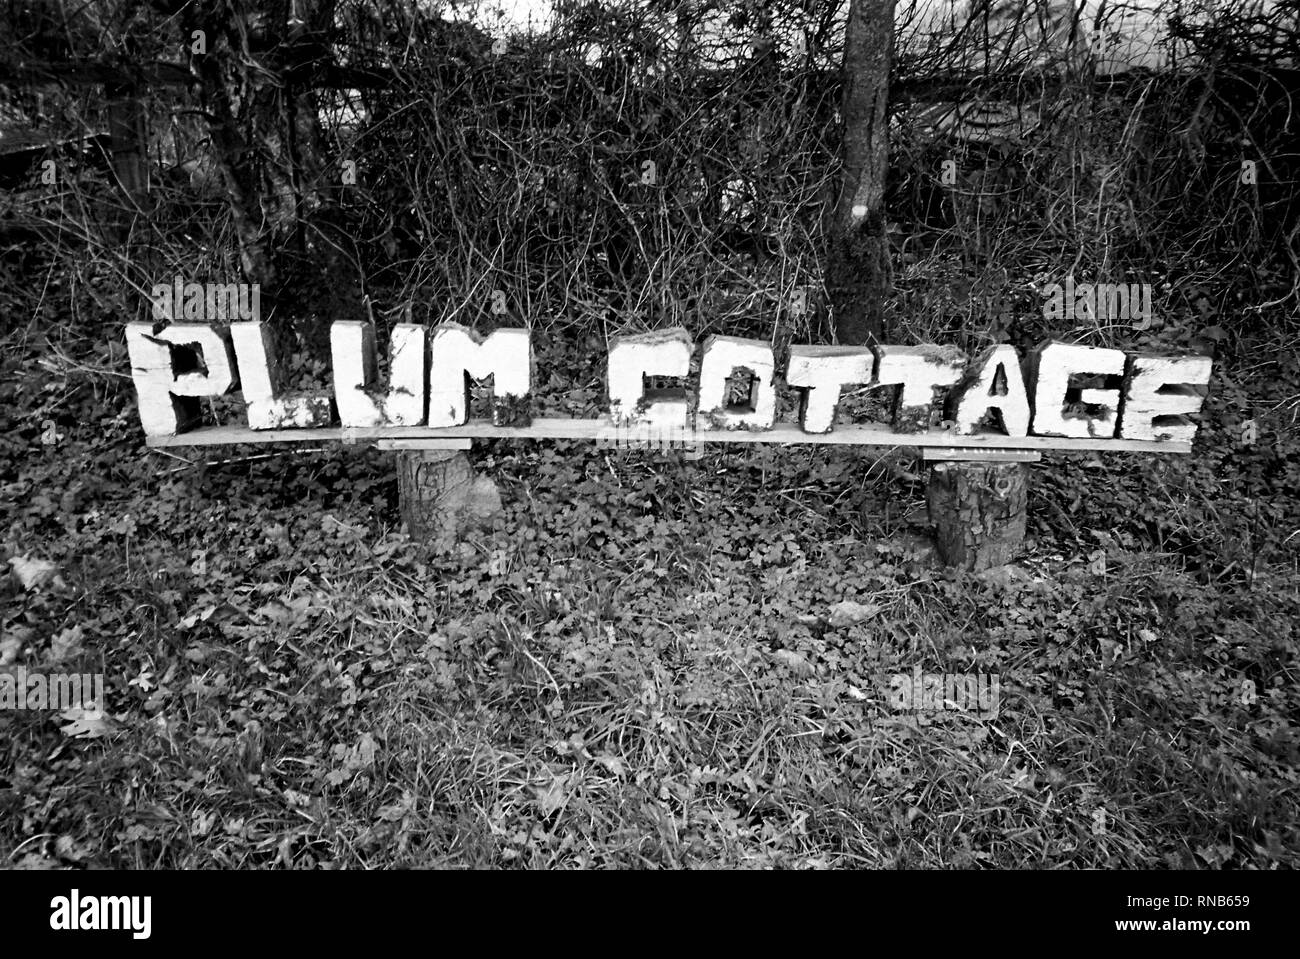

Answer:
[977,564,1030,588]
[0,631,25,666]
[593,754,626,777]
[534,775,570,816]
[9,556,63,591]
[59,702,113,739]
[55,835,89,861]
[49,625,84,661]
[773,648,814,676]
[377,793,413,822]
[13,853,60,870]
[827,600,881,629]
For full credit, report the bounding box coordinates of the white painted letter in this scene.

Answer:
[331,321,426,427]
[786,345,874,433]
[427,323,532,427]
[607,327,693,429]
[874,344,967,432]
[947,345,1030,436]
[230,322,334,429]
[125,323,238,436]
[696,335,776,430]
[1118,354,1212,443]
[1028,341,1125,438]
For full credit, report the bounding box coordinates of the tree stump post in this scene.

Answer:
[105,80,151,214]
[396,447,502,548]
[926,461,1028,571]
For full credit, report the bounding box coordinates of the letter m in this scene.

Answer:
[1096,283,1129,321]
[49,673,78,710]
[101,897,131,930]
[208,283,239,320]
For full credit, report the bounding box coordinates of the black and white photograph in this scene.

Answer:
[0,0,1294,925]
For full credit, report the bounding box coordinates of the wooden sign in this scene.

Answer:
[126,322,1212,452]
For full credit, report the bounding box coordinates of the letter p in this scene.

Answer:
[125,323,238,436]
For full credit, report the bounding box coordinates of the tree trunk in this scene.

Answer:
[182,0,335,290]
[398,450,504,547]
[104,80,151,217]
[828,0,894,345]
[927,462,1028,571]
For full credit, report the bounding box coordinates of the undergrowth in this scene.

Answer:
[1,308,1296,869]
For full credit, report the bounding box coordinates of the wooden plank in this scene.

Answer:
[922,448,1042,463]
[145,417,1193,453]
[375,438,473,451]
